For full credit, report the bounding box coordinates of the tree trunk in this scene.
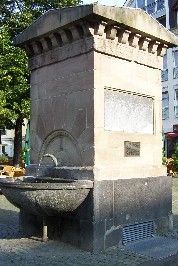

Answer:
[13,117,23,166]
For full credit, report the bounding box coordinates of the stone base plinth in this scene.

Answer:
[19,176,172,252]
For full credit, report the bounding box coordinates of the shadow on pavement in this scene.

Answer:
[141,252,178,266]
[0,208,19,225]
[173,214,178,230]
[0,208,21,239]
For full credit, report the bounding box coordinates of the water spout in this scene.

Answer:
[43,153,58,167]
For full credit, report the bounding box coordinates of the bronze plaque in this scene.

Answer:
[124,141,140,157]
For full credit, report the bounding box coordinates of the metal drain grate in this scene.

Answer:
[122,221,154,245]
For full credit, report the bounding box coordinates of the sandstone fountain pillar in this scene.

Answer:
[14,5,178,251]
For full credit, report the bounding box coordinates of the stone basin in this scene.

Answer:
[0,177,93,216]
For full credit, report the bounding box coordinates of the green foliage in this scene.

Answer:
[1,0,83,38]
[0,0,82,164]
[0,153,8,163]
[172,143,178,172]
[21,149,25,161]
[0,26,30,129]
[162,148,167,166]
[0,0,83,129]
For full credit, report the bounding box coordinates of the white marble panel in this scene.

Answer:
[104,90,153,134]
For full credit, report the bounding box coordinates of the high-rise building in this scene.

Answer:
[124,0,178,157]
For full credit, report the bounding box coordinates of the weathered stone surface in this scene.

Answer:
[13,5,178,72]
[0,178,93,216]
[14,5,178,47]
[92,176,172,251]
[9,4,177,252]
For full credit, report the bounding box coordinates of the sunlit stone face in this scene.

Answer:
[104,89,153,134]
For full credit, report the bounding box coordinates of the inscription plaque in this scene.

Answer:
[104,90,153,134]
[124,141,140,157]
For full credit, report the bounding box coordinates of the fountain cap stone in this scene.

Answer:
[13,4,178,48]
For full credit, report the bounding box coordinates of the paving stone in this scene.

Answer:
[0,194,178,266]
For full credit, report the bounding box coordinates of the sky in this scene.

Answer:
[83,0,126,6]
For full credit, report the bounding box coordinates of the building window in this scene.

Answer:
[147,0,156,14]
[157,15,166,27]
[173,50,178,79]
[173,50,178,67]
[161,69,168,81]
[163,53,167,69]
[161,53,168,81]
[172,2,178,28]
[147,0,155,3]
[137,0,145,8]
[174,87,178,117]
[174,67,178,79]
[0,126,6,136]
[162,90,169,119]
[157,0,165,11]
[145,0,165,15]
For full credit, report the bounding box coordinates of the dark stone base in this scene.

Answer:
[19,210,42,237]
[19,176,172,252]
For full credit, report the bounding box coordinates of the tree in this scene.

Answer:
[0,26,30,165]
[0,0,82,166]
[1,1,82,37]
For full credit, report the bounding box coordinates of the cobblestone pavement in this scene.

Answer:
[1,179,178,266]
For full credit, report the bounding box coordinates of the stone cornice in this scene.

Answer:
[24,19,168,70]
[28,37,94,70]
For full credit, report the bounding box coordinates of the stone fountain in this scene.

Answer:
[1,4,178,252]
